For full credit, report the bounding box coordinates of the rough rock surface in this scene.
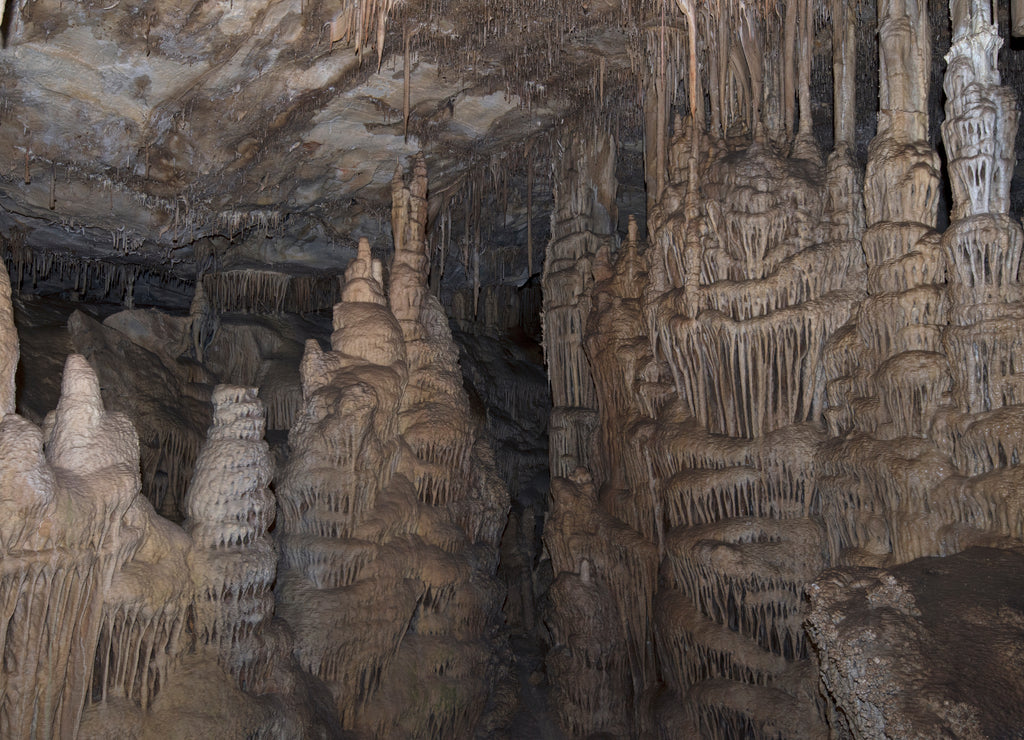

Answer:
[807,547,1024,739]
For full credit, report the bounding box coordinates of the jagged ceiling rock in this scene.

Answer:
[0,0,636,294]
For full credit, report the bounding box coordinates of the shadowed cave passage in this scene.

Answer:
[4,0,1024,737]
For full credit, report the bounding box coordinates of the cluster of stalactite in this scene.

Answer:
[0,233,188,309]
[819,0,1024,569]
[274,157,511,737]
[201,270,341,316]
[541,0,1024,736]
[543,109,860,736]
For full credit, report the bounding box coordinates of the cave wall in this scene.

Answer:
[541,0,1024,737]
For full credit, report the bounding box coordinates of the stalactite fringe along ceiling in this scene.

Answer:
[2,0,1024,737]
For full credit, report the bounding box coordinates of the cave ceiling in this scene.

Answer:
[0,0,646,302]
[4,0,1024,307]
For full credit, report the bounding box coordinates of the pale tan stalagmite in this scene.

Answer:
[53,355,193,730]
[275,246,415,731]
[276,190,507,734]
[383,156,512,736]
[185,385,277,693]
[0,348,195,739]
[67,310,210,520]
[939,0,1024,419]
[342,236,387,306]
[0,259,17,416]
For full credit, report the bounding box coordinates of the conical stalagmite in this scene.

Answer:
[186,385,277,692]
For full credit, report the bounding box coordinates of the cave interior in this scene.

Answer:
[1,0,1024,737]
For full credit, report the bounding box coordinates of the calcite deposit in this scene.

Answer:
[0,160,510,736]
[274,158,509,736]
[2,0,1024,736]
[538,0,1024,737]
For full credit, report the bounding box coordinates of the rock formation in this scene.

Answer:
[4,0,1024,737]
[541,0,1024,736]
[807,547,1024,738]
[0,264,194,737]
[275,158,510,737]
[542,127,618,483]
[185,384,277,692]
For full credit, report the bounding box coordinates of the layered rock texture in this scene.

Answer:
[274,158,510,736]
[0,159,511,737]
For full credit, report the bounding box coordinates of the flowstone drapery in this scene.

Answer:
[808,2,1024,734]
[543,0,1024,736]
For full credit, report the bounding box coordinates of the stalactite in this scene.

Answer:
[0,241,188,305]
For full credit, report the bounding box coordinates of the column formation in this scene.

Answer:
[818,0,951,564]
[542,127,618,484]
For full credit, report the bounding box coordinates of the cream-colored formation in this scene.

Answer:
[0,271,193,737]
[275,157,510,737]
[185,384,277,692]
[5,0,1024,735]
[0,153,511,736]
[542,0,1024,736]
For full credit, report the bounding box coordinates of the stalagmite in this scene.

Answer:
[275,158,508,736]
[0,260,17,415]
[5,0,1024,735]
[185,385,277,692]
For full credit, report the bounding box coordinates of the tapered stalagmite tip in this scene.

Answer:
[59,354,103,411]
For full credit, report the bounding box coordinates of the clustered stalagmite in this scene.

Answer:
[541,0,1024,737]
